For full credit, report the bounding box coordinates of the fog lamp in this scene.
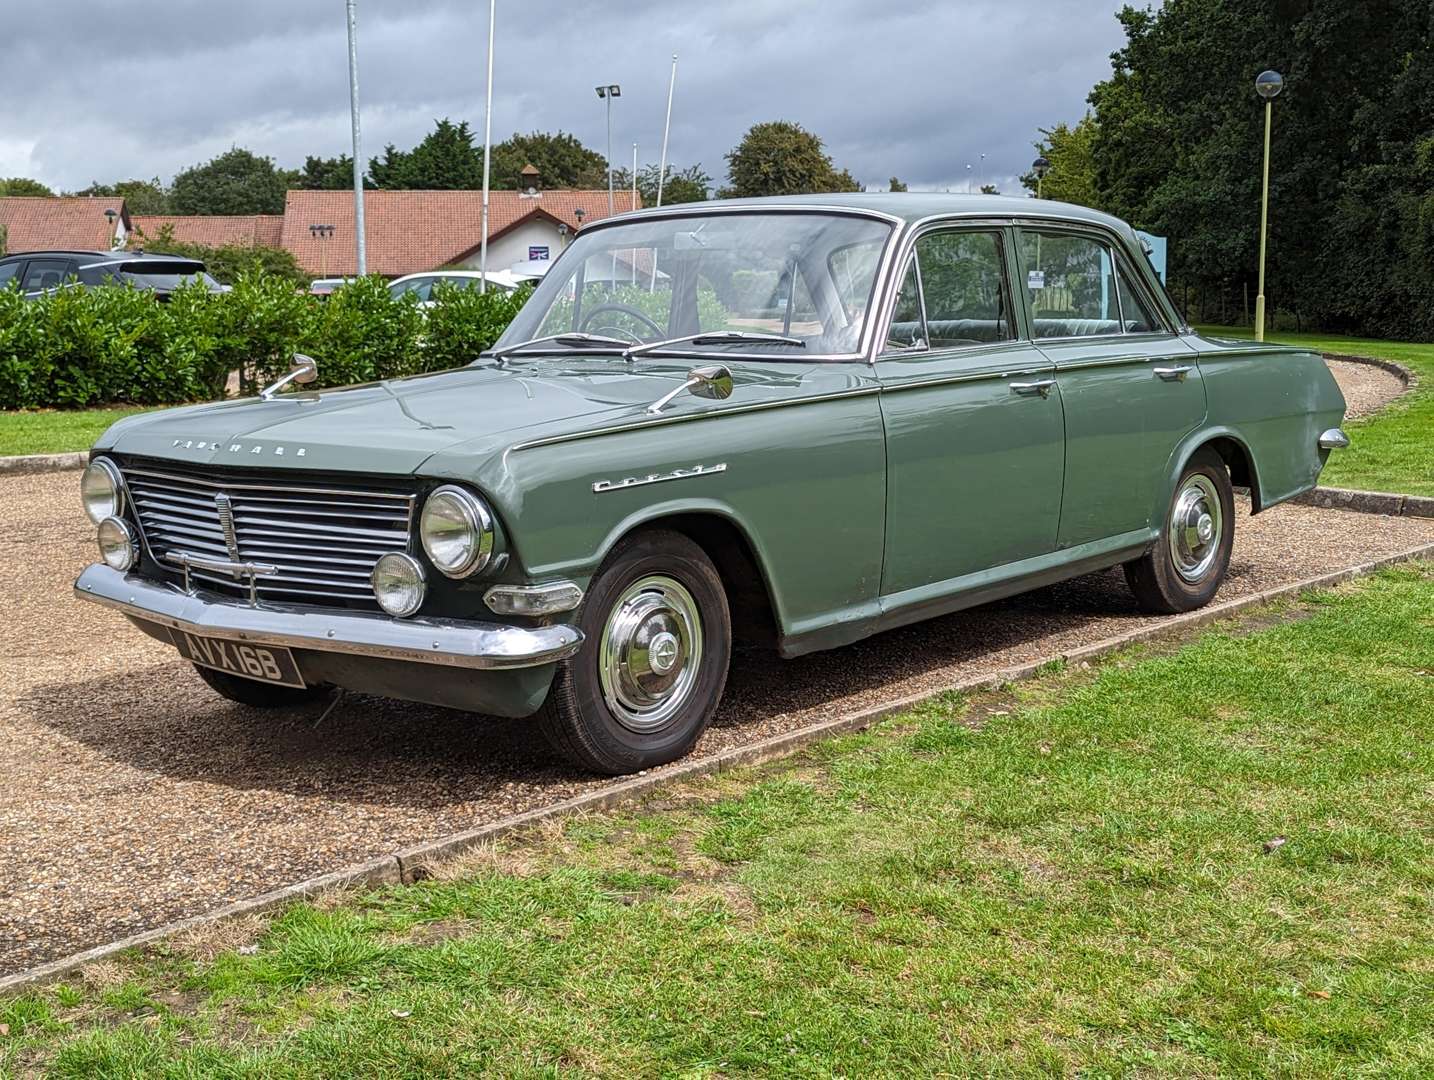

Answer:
[97,516,138,571]
[372,552,426,617]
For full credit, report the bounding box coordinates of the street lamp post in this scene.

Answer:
[656,53,677,207]
[103,208,119,249]
[1032,156,1051,199]
[1254,69,1283,342]
[344,0,366,276]
[595,84,621,216]
[478,0,496,294]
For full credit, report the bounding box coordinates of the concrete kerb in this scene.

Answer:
[0,451,88,476]
[4,535,1430,997]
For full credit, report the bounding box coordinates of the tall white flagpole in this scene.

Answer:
[655,53,677,207]
[478,0,496,293]
[345,0,366,275]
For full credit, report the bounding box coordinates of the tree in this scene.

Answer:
[297,154,366,190]
[979,184,1000,195]
[610,163,713,206]
[489,131,608,189]
[370,119,484,190]
[170,148,293,215]
[130,222,309,288]
[0,177,55,197]
[888,177,908,192]
[721,121,862,197]
[1019,115,1101,207]
[69,178,170,214]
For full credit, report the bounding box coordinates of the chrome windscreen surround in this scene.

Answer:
[116,461,416,606]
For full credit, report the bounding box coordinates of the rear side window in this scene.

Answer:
[0,261,21,287]
[1018,231,1121,337]
[914,230,1011,346]
[21,259,71,293]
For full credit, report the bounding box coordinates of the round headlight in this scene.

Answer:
[420,486,495,578]
[372,552,426,617]
[97,516,137,571]
[81,457,124,525]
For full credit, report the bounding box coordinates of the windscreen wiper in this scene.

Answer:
[488,332,634,364]
[625,331,806,358]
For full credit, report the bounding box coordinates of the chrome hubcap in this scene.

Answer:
[598,575,703,733]
[1169,474,1222,582]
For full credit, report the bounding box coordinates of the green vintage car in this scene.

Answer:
[75,194,1349,774]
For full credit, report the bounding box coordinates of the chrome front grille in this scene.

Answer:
[120,464,416,605]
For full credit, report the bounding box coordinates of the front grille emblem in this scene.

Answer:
[214,493,242,561]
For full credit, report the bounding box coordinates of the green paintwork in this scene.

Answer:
[93,194,1346,713]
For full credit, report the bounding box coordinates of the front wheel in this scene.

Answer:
[1125,448,1235,614]
[538,530,731,775]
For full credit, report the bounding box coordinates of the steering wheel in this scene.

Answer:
[580,303,664,340]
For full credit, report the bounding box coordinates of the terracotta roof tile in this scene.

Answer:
[0,196,126,252]
[280,189,640,276]
[131,215,285,250]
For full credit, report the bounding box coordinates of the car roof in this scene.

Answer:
[601,192,1138,236]
[0,249,200,263]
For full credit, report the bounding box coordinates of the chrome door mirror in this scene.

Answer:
[688,364,733,401]
[291,353,318,385]
[260,353,319,400]
[646,365,735,414]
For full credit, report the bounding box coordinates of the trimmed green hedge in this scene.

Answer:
[0,274,530,410]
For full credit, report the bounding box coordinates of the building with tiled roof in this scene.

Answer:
[131,214,283,249]
[0,196,128,252]
[280,188,639,278]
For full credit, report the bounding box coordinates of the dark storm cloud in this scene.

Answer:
[2,0,1125,194]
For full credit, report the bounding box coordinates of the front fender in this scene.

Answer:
[459,389,889,643]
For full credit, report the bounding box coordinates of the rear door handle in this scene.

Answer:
[1010,379,1056,398]
[1154,365,1193,382]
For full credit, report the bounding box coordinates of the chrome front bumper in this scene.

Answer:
[74,563,584,671]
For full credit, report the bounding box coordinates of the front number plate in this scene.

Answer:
[171,631,305,688]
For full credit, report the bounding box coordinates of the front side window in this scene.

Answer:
[914,230,1011,346]
[497,212,893,358]
[1115,260,1161,333]
[0,261,20,287]
[1019,231,1120,337]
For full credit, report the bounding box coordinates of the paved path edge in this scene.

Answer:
[4,538,1431,996]
[0,451,88,475]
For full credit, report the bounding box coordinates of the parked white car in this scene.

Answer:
[387,270,523,305]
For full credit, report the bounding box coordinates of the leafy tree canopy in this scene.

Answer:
[1019,115,1100,207]
[369,119,484,190]
[170,148,293,215]
[1053,0,1433,337]
[888,177,908,192]
[297,154,370,191]
[0,177,56,197]
[129,222,309,288]
[69,178,170,214]
[489,131,608,190]
[610,163,713,206]
[721,121,861,197]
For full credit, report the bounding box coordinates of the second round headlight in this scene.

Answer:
[372,552,426,617]
[420,486,495,578]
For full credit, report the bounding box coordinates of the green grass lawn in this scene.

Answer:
[0,407,152,457]
[1199,325,1434,498]
[4,566,1431,1076]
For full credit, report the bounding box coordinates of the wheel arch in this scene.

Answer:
[594,502,783,650]
[1167,426,1263,514]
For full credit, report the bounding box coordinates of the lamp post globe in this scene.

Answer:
[1032,156,1051,198]
[1254,70,1284,99]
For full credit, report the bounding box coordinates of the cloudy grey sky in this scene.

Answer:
[5,0,1128,196]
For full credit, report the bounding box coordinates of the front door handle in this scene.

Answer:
[1010,379,1056,398]
[1154,365,1193,382]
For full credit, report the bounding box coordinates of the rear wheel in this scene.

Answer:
[538,530,731,775]
[192,663,330,708]
[1125,447,1235,614]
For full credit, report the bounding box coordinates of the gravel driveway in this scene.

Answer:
[1326,357,1408,419]
[4,468,1433,978]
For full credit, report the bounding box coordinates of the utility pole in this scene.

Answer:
[345,0,366,276]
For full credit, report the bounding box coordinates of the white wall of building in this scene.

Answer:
[456,218,570,275]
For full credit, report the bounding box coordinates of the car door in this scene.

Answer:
[1015,226,1206,549]
[876,224,1065,599]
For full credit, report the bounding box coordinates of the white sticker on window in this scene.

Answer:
[1027,270,1046,289]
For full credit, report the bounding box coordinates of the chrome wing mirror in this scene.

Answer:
[260,353,319,400]
[646,365,734,415]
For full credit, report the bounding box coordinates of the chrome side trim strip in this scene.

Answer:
[74,563,583,671]
[509,387,881,452]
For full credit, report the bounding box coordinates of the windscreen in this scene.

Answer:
[496,212,893,357]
